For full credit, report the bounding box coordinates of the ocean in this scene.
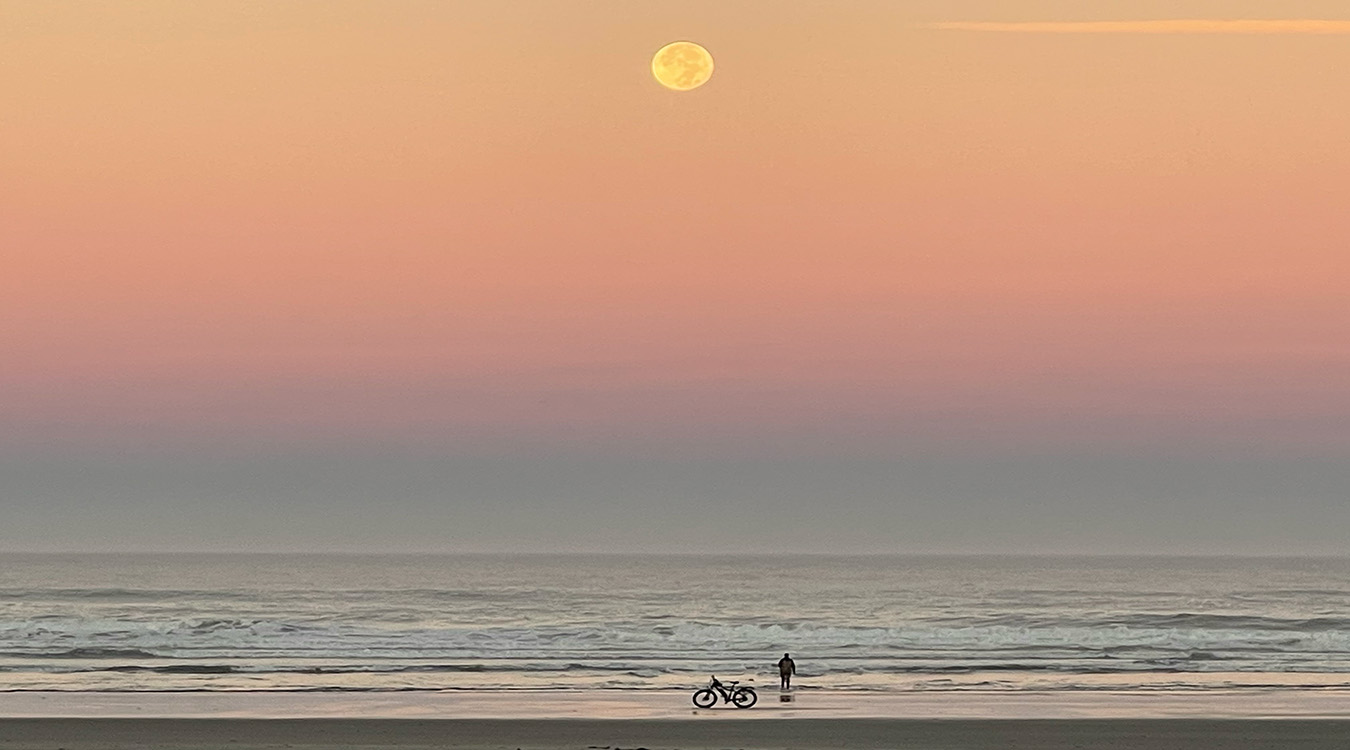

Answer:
[2,554,1348,694]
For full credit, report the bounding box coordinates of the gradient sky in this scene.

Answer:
[3,0,1347,553]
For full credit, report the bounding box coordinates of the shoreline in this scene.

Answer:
[4,688,1350,720]
[2,718,1349,750]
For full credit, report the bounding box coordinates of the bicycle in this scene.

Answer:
[691,675,758,709]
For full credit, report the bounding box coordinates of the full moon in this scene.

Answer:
[651,41,714,91]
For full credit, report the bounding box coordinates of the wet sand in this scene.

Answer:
[5,690,1350,750]
[2,718,1349,750]
[4,688,1350,720]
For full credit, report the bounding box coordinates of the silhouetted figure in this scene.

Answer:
[777,652,796,690]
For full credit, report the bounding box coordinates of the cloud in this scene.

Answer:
[922,19,1350,34]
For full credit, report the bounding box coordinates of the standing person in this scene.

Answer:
[777,652,796,690]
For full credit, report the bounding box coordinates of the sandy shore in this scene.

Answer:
[5,691,1350,749]
[4,689,1350,720]
[2,718,1350,750]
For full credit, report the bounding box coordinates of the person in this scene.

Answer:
[777,652,796,690]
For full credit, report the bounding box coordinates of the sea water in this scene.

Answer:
[1,554,1348,693]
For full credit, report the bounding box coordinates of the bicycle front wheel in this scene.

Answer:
[692,689,717,708]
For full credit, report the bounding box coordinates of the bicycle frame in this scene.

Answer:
[706,677,740,701]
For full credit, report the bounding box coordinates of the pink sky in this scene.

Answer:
[2,0,1347,456]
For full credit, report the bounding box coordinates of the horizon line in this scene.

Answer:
[920,19,1350,34]
[3,550,1349,559]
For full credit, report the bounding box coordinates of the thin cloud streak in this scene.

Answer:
[923,19,1350,34]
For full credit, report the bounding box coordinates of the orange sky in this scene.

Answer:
[3,0,1348,456]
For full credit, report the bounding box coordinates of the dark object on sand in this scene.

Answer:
[778,653,797,690]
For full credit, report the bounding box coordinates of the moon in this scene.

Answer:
[651,41,714,91]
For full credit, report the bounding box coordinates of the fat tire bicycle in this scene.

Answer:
[691,675,758,709]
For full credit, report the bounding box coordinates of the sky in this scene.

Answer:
[2,0,1347,554]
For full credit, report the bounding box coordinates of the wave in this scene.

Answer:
[7,612,1350,646]
[918,613,1350,632]
[7,677,1350,695]
[105,664,238,674]
[0,588,256,602]
[2,648,164,660]
[5,656,1345,678]
[1092,614,1350,632]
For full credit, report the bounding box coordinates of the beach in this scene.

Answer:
[4,688,1350,720]
[4,691,1350,749]
[3,718,1350,750]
